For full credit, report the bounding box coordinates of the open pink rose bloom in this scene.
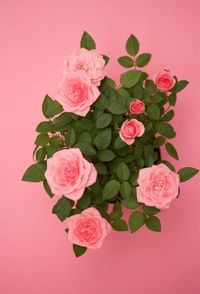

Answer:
[119,118,145,145]
[45,149,97,201]
[67,207,111,249]
[154,70,175,92]
[137,164,180,209]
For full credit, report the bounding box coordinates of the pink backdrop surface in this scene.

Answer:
[1,1,200,293]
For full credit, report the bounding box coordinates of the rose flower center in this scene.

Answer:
[151,174,168,195]
[68,80,88,104]
[63,160,79,183]
[75,219,101,244]
[126,123,136,136]
[160,77,171,86]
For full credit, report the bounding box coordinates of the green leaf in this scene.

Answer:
[117,88,130,99]
[73,118,94,133]
[172,80,189,93]
[156,121,176,138]
[101,77,116,88]
[168,93,177,106]
[142,93,152,103]
[93,94,108,110]
[22,163,46,182]
[94,128,112,150]
[136,53,151,67]
[152,93,164,103]
[42,95,63,118]
[98,150,115,162]
[133,85,144,99]
[103,54,110,65]
[120,182,132,198]
[108,98,127,114]
[145,215,161,232]
[52,112,76,130]
[52,196,73,222]
[116,162,130,181]
[77,131,92,145]
[74,143,96,157]
[96,113,112,129]
[35,133,49,146]
[112,219,128,231]
[126,34,139,56]
[45,145,58,158]
[114,136,126,149]
[118,56,134,68]
[147,104,160,120]
[137,158,145,168]
[109,210,123,221]
[121,197,139,209]
[95,162,107,175]
[104,87,127,114]
[36,147,46,162]
[103,180,120,200]
[161,110,174,121]
[143,206,160,215]
[165,142,179,160]
[144,153,154,167]
[36,121,52,133]
[66,128,76,146]
[153,136,165,148]
[73,244,87,257]
[120,70,142,88]
[178,167,199,182]
[43,179,54,198]
[77,191,91,209]
[145,80,156,93]
[129,175,138,187]
[133,142,143,159]
[129,211,145,233]
[80,31,96,50]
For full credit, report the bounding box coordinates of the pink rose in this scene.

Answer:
[56,71,100,117]
[136,164,180,209]
[64,48,106,86]
[154,70,175,92]
[45,148,97,201]
[130,99,145,114]
[119,119,145,145]
[66,207,112,249]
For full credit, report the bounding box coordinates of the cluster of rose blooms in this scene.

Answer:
[42,46,180,250]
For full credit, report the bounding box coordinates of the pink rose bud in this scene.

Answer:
[56,71,100,117]
[64,48,106,86]
[119,119,145,145]
[130,99,145,114]
[154,70,175,92]
[66,207,112,249]
[45,148,97,201]
[136,164,180,209]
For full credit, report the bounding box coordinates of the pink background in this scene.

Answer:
[1,0,200,293]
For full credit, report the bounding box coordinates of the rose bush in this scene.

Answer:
[22,31,199,257]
